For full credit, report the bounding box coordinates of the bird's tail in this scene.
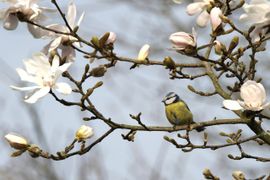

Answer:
[195,126,205,132]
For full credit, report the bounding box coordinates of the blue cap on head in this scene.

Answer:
[163,92,180,105]
[165,92,178,98]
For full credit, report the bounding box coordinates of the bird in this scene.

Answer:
[162,92,204,132]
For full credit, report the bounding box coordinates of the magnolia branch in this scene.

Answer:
[3,0,270,166]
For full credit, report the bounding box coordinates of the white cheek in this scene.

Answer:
[165,97,176,105]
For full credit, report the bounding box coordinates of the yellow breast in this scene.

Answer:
[165,101,193,125]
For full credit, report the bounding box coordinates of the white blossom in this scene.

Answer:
[210,7,222,31]
[239,0,270,42]
[232,171,245,180]
[5,133,29,150]
[105,32,116,45]
[169,28,197,50]
[0,0,52,38]
[75,125,94,140]
[11,52,72,103]
[42,1,84,60]
[137,44,150,61]
[223,80,270,111]
[186,0,214,27]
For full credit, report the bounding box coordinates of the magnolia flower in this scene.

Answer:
[105,32,116,45]
[75,125,94,140]
[5,133,29,150]
[186,0,214,27]
[169,28,197,50]
[0,0,52,38]
[240,0,270,42]
[11,53,72,103]
[210,7,222,31]
[137,44,150,61]
[232,171,245,180]
[223,80,270,111]
[42,1,84,60]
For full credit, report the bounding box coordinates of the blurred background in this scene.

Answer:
[0,0,269,179]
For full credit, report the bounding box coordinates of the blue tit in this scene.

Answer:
[162,92,204,132]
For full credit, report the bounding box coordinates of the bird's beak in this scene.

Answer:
[161,99,166,104]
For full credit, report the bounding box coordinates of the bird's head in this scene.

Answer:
[162,92,180,106]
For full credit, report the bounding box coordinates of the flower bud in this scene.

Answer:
[75,125,94,140]
[5,133,29,150]
[210,7,222,31]
[203,168,212,178]
[11,150,26,157]
[203,168,220,180]
[137,44,150,61]
[91,36,100,48]
[169,28,196,51]
[163,56,175,70]
[28,144,42,158]
[232,171,245,180]
[90,65,107,77]
[214,40,226,55]
[228,36,239,53]
[105,32,116,44]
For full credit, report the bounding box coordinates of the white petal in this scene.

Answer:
[49,37,62,52]
[210,7,222,31]
[72,41,81,48]
[32,52,50,65]
[39,7,57,13]
[4,13,18,30]
[27,24,46,39]
[240,80,266,104]
[137,44,150,61]
[239,14,249,22]
[10,85,40,91]
[77,12,85,27]
[51,55,60,72]
[61,46,75,60]
[238,100,262,111]
[28,9,39,20]
[58,62,72,73]
[196,10,210,27]
[105,32,117,44]
[54,82,72,94]
[23,59,39,75]
[47,24,67,33]
[256,82,266,102]
[186,2,205,15]
[67,1,76,28]
[24,53,50,75]
[169,31,196,49]
[223,100,243,110]
[25,87,50,103]
[16,68,36,83]
[42,42,51,55]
